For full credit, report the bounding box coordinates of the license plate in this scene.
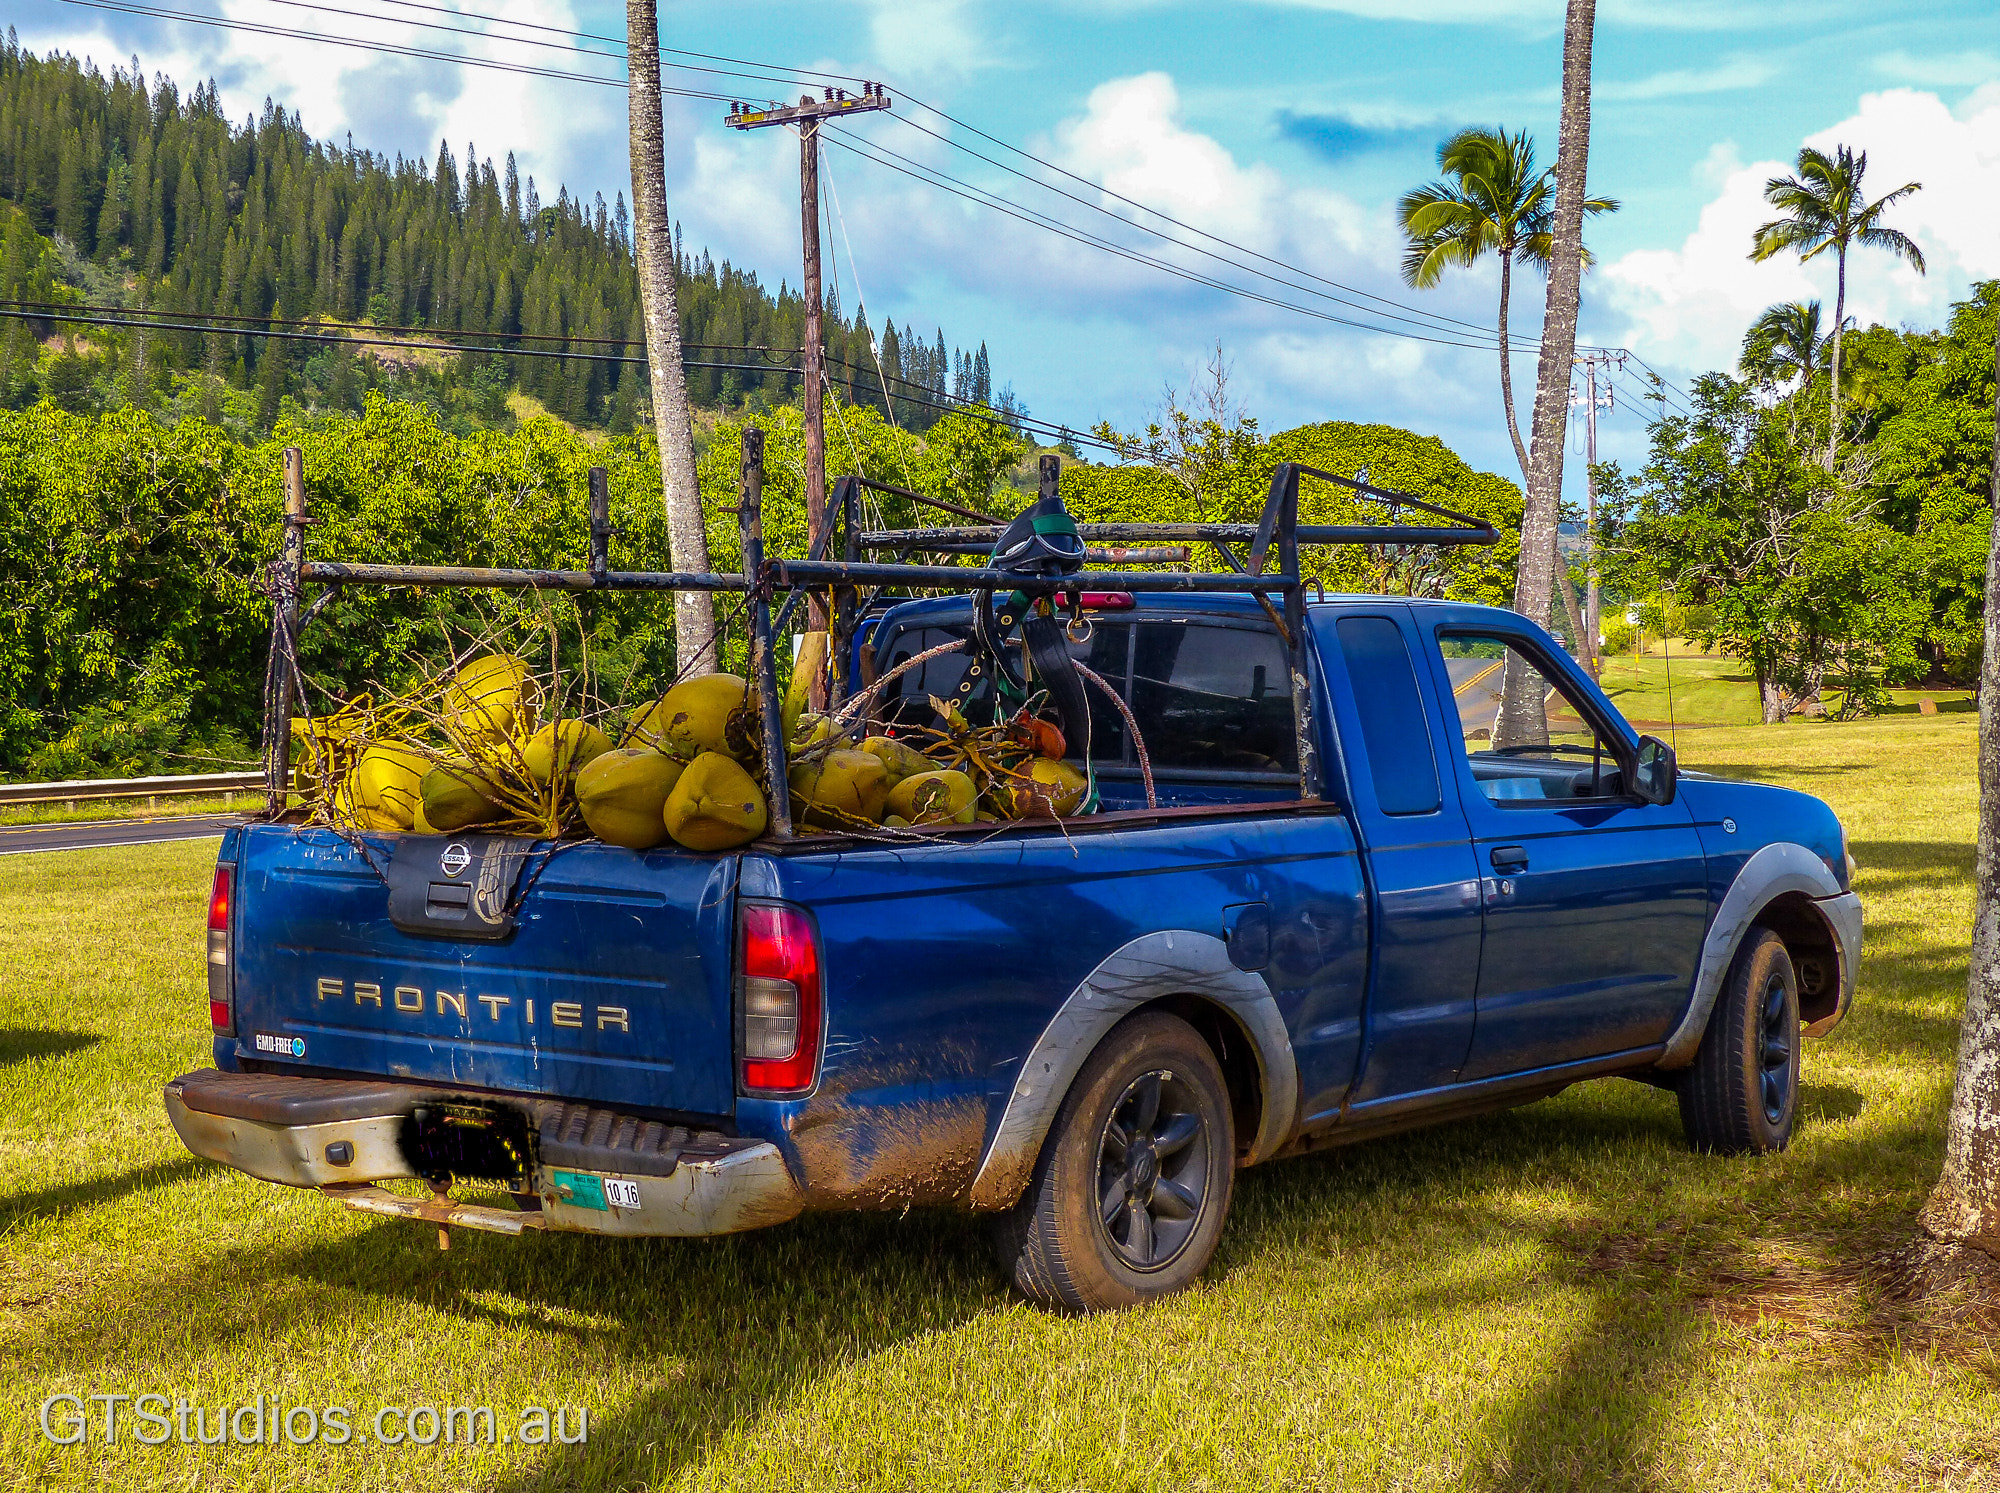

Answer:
[550,1171,641,1211]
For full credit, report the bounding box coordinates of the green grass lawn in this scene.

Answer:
[1596,648,1975,730]
[2,714,1995,1490]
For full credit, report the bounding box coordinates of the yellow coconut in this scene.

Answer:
[789,749,891,829]
[789,711,835,757]
[523,719,613,790]
[886,769,978,826]
[664,752,769,851]
[420,761,508,831]
[332,771,403,831]
[991,759,1090,819]
[444,654,537,741]
[348,741,428,829]
[624,673,755,761]
[862,734,935,789]
[574,747,683,850]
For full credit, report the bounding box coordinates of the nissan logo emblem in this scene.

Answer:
[439,842,473,876]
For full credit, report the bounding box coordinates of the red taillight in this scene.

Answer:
[737,902,822,1095]
[208,863,234,1035]
[1080,591,1135,610]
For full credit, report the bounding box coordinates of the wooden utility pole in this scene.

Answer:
[1570,348,1625,679]
[727,87,891,603]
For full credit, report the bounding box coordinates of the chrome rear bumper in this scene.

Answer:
[164,1069,803,1239]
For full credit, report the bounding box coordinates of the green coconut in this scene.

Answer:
[862,734,935,789]
[789,748,891,829]
[886,768,979,826]
[523,719,613,790]
[664,752,769,851]
[419,761,508,831]
[624,673,755,761]
[575,747,683,850]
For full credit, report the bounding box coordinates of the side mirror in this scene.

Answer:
[1632,734,1678,806]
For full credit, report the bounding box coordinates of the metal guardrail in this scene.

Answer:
[0,771,264,808]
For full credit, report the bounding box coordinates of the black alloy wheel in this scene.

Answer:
[1678,926,1800,1155]
[1758,968,1796,1126]
[1095,1069,1212,1272]
[991,1010,1236,1311]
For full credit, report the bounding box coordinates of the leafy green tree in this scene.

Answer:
[1598,372,1928,720]
[1749,144,1925,465]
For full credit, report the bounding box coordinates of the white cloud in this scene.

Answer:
[1596,56,1776,102]
[1873,49,2000,89]
[858,0,986,80]
[1211,0,1834,30]
[1602,86,2000,377]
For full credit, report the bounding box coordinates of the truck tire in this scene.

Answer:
[990,1010,1235,1312]
[1678,927,1800,1155]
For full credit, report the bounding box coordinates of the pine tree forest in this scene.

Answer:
[0,36,1007,437]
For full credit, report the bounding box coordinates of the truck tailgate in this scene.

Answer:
[228,826,737,1117]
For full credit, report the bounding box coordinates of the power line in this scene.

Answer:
[6,304,1118,446]
[220,0,1557,357]
[0,306,784,370]
[877,111,1516,350]
[104,0,1616,365]
[0,297,799,356]
[56,0,712,98]
[820,127,1507,353]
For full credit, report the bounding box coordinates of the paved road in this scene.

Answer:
[1446,654,1506,739]
[0,813,248,857]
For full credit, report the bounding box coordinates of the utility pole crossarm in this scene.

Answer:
[725,86,893,132]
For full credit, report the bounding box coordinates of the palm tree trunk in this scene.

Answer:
[1920,317,2000,1259]
[1499,0,1595,746]
[627,0,714,676]
[1498,248,1531,486]
[1829,244,1846,471]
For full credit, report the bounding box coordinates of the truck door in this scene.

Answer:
[1423,624,1708,1078]
[1310,608,1484,1112]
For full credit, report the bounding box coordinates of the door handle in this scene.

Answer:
[1489,845,1529,873]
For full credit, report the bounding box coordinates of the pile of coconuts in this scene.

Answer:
[304,634,1090,854]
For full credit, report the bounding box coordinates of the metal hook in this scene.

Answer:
[1066,614,1094,645]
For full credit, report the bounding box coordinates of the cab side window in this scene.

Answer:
[1437,633,1625,803]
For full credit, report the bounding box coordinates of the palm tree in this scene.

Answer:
[627,0,713,674]
[1738,300,1824,389]
[1398,125,1618,488]
[1749,144,1923,466]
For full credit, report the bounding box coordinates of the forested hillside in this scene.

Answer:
[0,34,1009,434]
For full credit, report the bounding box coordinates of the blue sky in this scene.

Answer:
[16,0,2000,493]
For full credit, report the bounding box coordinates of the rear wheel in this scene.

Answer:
[990,1010,1235,1312]
[1678,927,1799,1154]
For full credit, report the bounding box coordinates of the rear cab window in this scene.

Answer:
[871,610,1297,792]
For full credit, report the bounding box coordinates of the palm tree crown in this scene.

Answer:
[1739,300,1824,388]
[1397,126,1617,483]
[1748,143,1923,465]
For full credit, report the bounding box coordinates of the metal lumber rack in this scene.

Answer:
[260,438,1497,840]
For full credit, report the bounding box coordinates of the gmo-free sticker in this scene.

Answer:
[254,1033,307,1059]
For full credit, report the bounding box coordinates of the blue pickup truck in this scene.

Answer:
[165,587,1860,1312]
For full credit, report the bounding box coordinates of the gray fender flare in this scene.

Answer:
[1657,841,1845,1069]
[966,930,1300,1211]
